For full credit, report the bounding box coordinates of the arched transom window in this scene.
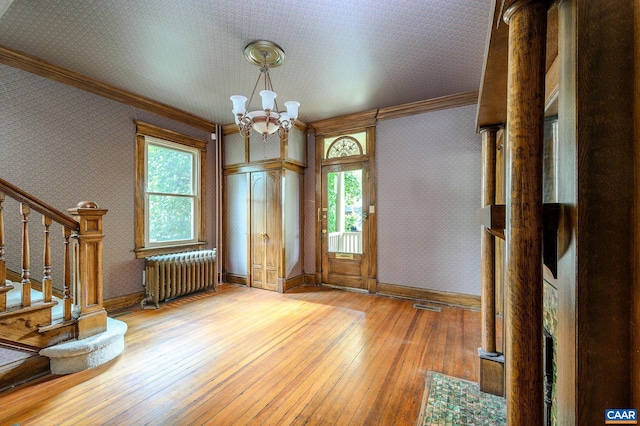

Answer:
[324,132,366,160]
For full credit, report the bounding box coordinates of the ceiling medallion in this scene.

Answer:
[230,40,299,141]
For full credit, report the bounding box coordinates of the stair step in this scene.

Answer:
[39,319,76,334]
[5,279,47,309]
[5,280,67,322]
[41,317,127,374]
[0,300,58,320]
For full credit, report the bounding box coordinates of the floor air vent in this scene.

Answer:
[413,303,441,312]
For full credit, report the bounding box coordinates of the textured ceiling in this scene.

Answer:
[0,0,491,125]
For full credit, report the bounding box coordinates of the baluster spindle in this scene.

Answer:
[42,216,53,303]
[20,203,31,307]
[63,226,72,321]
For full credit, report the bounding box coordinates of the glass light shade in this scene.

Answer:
[279,112,290,123]
[230,95,247,115]
[260,90,277,110]
[247,110,280,135]
[284,101,300,120]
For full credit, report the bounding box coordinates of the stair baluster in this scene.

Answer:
[42,216,52,303]
[20,203,31,307]
[63,227,72,321]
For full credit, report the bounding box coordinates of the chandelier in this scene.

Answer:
[230,40,300,141]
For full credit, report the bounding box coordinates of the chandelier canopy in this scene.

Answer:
[230,40,300,141]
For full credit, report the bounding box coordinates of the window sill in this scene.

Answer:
[134,242,207,259]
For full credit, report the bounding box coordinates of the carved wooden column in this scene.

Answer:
[68,201,108,339]
[478,127,504,396]
[634,0,640,409]
[480,127,498,354]
[503,0,548,424]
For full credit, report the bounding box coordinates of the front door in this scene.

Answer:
[321,162,370,290]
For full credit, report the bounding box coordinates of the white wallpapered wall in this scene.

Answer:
[286,127,305,164]
[0,65,216,299]
[224,132,245,166]
[224,173,248,275]
[376,105,481,295]
[284,170,302,278]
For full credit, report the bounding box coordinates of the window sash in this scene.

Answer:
[144,137,200,248]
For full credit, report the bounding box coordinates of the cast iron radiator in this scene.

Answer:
[142,249,216,308]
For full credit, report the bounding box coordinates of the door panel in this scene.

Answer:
[264,170,279,291]
[251,171,280,291]
[321,163,369,289]
[251,172,267,289]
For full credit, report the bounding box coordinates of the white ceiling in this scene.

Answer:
[0,0,492,125]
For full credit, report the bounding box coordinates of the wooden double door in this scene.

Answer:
[250,170,280,291]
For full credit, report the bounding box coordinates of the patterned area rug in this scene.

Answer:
[418,372,506,425]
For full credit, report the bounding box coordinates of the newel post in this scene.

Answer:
[68,201,108,339]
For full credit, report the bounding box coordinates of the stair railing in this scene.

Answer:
[0,177,107,339]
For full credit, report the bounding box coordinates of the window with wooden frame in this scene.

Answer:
[134,121,207,258]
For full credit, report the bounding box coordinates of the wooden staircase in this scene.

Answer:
[0,177,110,389]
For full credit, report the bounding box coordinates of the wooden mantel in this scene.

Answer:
[476,1,558,130]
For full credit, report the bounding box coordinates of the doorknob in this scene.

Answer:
[362,212,369,221]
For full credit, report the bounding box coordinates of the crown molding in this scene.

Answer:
[376,91,479,121]
[307,91,479,136]
[222,123,241,136]
[308,110,378,136]
[0,44,217,132]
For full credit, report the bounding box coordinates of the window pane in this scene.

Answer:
[147,144,194,194]
[327,169,363,254]
[148,195,194,242]
[324,132,366,159]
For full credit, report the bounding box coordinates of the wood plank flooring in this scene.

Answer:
[0,284,480,425]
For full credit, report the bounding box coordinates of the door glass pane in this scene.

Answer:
[327,169,363,254]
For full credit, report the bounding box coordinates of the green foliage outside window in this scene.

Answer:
[328,172,337,233]
[327,170,362,233]
[147,144,196,242]
[343,170,362,231]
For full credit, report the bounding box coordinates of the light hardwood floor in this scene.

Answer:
[0,283,480,425]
